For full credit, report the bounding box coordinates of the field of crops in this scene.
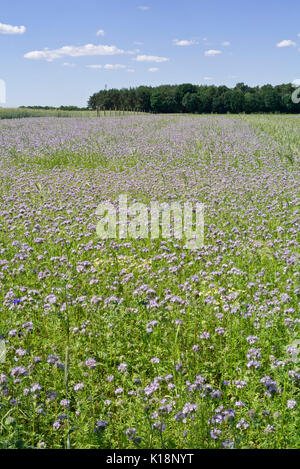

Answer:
[0,108,142,120]
[0,114,299,449]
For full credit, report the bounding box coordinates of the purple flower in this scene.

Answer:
[53,421,61,430]
[246,336,258,344]
[11,366,28,377]
[118,363,128,372]
[151,357,160,364]
[85,358,98,369]
[236,419,249,430]
[31,383,42,394]
[95,420,108,432]
[60,399,70,407]
[222,440,235,449]
[74,383,84,392]
[210,428,222,440]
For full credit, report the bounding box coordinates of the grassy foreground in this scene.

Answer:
[0,114,299,449]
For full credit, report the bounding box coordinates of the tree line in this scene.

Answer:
[88,83,300,114]
[19,105,88,111]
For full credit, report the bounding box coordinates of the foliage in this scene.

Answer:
[88,82,300,114]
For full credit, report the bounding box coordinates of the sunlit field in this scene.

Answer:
[0,108,144,120]
[0,114,299,449]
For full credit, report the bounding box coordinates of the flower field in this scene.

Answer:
[0,114,299,449]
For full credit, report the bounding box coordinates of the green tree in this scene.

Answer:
[230,90,244,113]
[182,92,200,113]
[222,90,233,112]
[197,88,213,113]
[175,84,198,111]
[263,88,281,113]
[212,95,225,113]
[88,93,98,110]
[151,86,178,113]
[136,86,152,112]
[88,82,297,114]
[244,92,259,113]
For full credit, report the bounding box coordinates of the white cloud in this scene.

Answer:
[172,39,197,46]
[0,22,26,34]
[203,76,213,81]
[204,49,222,56]
[148,67,159,72]
[86,63,127,70]
[276,39,296,47]
[137,6,150,10]
[96,29,105,36]
[104,64,126,69]
[127,48,140,55]
[135,54,169,62]
[292,78,300,87]
[126,68,135,73]
[222,41,230,46]
[86,64,102,69]
[63,62,76,67]
[24,44,125,61]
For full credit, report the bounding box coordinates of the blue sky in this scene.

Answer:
[1,0,300,107]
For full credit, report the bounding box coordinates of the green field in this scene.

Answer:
[0,108,144,119]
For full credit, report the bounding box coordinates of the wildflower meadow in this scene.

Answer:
[0,114,299,449]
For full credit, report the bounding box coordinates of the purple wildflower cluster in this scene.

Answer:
[0,115,299,449]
